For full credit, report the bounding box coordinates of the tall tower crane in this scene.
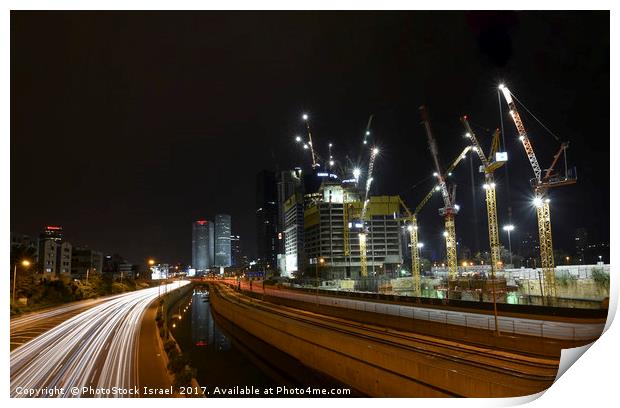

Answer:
[419,106,462,279]
[460,116,506,274]
[358,146,380,277]
[498,84,577,299]
[302,113,320,168]
[399,145,472,294]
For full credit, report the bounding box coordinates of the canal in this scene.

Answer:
[169,285,358,397]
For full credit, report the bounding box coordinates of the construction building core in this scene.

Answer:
[303,180,405,279]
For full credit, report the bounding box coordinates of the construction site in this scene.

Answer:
[276,84,606,308]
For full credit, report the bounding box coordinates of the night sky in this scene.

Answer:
[11,11,609,265]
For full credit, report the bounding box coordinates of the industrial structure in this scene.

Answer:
[279,85,579,302]
[499,84,577,299]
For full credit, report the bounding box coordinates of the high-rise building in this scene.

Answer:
[256,170,278,271]
[38,226,72,277]
[230,235,241,267]
[192,220,214,271]
[71,247,103,279]
[214,214,232,267]
[303,187,404,279]
[281,192,305,276]
[574,227,588,264]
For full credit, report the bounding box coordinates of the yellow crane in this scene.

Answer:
[419,106,463,279]
[399,146,471,295]
[358,146,380,277]
[460,116,506,273]
[498,84,577,299]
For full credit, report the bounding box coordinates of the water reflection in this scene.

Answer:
[191,289,229,350]
[172,286,357,396]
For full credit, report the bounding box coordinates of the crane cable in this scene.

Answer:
[510,91,562,143]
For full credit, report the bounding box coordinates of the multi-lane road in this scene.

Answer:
[10,281,189,398]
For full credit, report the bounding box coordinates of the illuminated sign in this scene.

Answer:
[46,226,62,230]
[495,152,508,162]
[278,232,283,240]
[342,178,356,183]
[196,220,208,225]
[317,172,338,179]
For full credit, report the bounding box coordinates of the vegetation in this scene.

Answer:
[10,266,150,316]
[591,268,610,287]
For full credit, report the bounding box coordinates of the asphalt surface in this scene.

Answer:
[10,281,189,398]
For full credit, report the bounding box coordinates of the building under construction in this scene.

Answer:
[303,179,405,279]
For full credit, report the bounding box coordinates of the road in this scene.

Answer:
[10,281,189,398]
[11,294,126,351]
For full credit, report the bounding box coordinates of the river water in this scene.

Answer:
[170,286,357,397]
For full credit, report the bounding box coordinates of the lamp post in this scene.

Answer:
[315,257,325,306]
[12,260,31,304]
[502,225,515,266]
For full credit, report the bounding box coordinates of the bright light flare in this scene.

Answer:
[302,113,308,121]
[503,224,515,232]
[372,147,379,155]
[295,135,302,142]
[353,168,361,179]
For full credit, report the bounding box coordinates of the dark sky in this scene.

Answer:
[11,11,609,264]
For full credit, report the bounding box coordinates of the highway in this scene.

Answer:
[11,294,127,351]
[10,281,189,398]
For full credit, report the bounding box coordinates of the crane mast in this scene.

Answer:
[498,84,577,301]
[399,145,471,296]
[419,106,460,280]
[461,116,505,273]
[358,146,380,277]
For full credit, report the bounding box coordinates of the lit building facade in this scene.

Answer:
[38,226,72,277]
[256,170,278,271]
[230,235,241,267]
[304,193,404,279]
[214,214,232,267]
[192,220,214,271]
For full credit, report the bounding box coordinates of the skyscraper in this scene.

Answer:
[214,214,232,267]
[230,235,241,267]
[256,170,278,271]
[192,220,214,271]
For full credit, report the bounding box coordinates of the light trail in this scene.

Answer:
[10,281,189,398]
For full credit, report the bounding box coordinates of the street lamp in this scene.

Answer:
[502,225,515,266]
[316,257,325,305]
[12,260,31,304]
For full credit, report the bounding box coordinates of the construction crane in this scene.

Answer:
[419,106,463,280]
[460,116,507,274]
[498,84,577,299]
[301,113,320,168]
[399,145,471,295]
[358,146,380,277]
[343,115,375,277]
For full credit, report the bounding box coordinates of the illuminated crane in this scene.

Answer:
[358,146,380,277]
[399,146,472,294]
[419,106,463,279]
[498,84,577,299]
[460,116,506,274]
[301,113,320,168]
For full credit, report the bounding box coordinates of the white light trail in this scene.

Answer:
[10,281,189,398]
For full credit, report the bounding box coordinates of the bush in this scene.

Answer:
[173,369,193,390]
[167,347,180,360]
[163,340,177,354]
[592,268,610,287]
[167,353,189,373]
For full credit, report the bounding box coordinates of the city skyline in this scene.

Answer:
[11,11,609,265]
